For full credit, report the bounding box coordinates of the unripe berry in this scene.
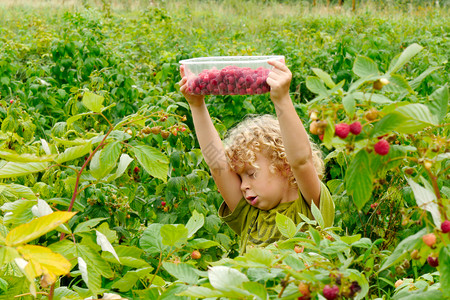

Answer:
[297,282,311,300]
[422,233,436,247]
[373,78,390,90]
[410,249,420,260]
[364,108,378,121]
[294,245,303,253]
[441,220,450,233]
[191,250,201,260]
[161,130,170,139]
[394,279,403,288]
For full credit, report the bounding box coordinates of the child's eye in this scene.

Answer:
[248,172,256,178]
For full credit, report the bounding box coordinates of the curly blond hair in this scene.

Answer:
[224,114,324,186]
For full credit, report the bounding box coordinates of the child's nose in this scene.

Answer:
[240,178,250,191]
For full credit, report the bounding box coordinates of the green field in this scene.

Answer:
[0,1,449,299]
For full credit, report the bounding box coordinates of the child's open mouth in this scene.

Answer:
[246,196,258,206]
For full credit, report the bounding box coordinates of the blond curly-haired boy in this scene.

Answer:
[179,60,334,254]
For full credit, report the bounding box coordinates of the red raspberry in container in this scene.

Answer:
[180,56,283,96]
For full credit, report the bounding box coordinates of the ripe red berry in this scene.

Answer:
[323,284,339,300]
[422,233,436,247]
[427,256,439,267]
[374,139,390,155]
[134,166,140,173]
[191,250,201,260]
[349,121,362,135]
[334,123,350,139]
[161,201,166,207]
[441,220,450,233]
[370,203,378,209]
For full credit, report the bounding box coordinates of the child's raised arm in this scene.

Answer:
[179,66,243,211]
[266,60,321,208]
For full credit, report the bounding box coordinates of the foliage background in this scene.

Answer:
[0,0,448,299]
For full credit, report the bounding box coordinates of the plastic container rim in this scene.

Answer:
[179,55,285,65]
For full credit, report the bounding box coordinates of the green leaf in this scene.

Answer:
[111,267,153,292]
[312,68,335,89]
[55,142,92,164]
[178,286,223,298]
[243,248,274,266]
[306,76,328,97]
[187,238,220,249]
[133,145,168,182]
[379,228,427,271]
[275,213,297,238]
[310,201,325,228]
[0,183,37,200]
[0,150,55,163]
[407,178,441,228]
[341,234,361,245]
[208,266,249,291]
[82,91,104,113]
[427,85,448,124]
[353,92,393,104]
[162,262,199,284]
[353,56,379,78]
[140,223,167,255]
[439,246,450,296]
[90,141,121,179]
[74,218,108,234]
[345,150,373,210]
[6,211,76,247]
[0,162,48,178]
[388,43,423,74]
[385,74,413,93]
[185,210,204,238]
[160,224,188,247]
[342,94,355,118]
[242,281,268,300]
[106,153,133,182]
[77,243,114,278]
[96,230,120,263]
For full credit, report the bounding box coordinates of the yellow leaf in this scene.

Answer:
[6,211,76,247]
[18,245,71,285]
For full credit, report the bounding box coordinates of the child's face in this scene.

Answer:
[238,152,294,210]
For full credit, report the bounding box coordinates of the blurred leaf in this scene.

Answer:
[353,56,379,78]
[275,213,297,238]
[162,262,199,285]
[160,224,188,247]
[0,150,55,163]
[55,142,92,164]
[407,178,441,228]
[111,267,153,292]
[312,68,335,88]
[0,162,48,179]
[208,266,249,291]
[140,224,167,255]
[185,210,204,238]
[306,76,328,97]
[82,92,104,113]
[310,201,325,228]
[345,150,373,210]
[439,246,450,296]
[427,85,448,124]
[388,43,423,74]
[342,94,355,118]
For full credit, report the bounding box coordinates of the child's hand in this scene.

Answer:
[179,65,205,107]
[266,60,292,103]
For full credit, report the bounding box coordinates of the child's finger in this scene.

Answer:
[267,59,288,71]
[180,65,186,77]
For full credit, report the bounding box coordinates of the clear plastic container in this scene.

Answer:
[179,55,285,95]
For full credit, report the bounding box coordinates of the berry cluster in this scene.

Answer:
[186,66,271,95]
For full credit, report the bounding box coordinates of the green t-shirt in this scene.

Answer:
[218,181,334,254]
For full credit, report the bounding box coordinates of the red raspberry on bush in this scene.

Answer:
[134,166,140,173]
[374,139,390,155]
[161,201,166,207]
[298,282,311,300]
[191,250,201,260]
[323,284,339,300]
[349,121,362,135]
[422,233,436,247]
[334,123,350,139]
[427,256,439,267]
[441,220,450,233]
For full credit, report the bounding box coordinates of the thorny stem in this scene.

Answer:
[277,274,291,298]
